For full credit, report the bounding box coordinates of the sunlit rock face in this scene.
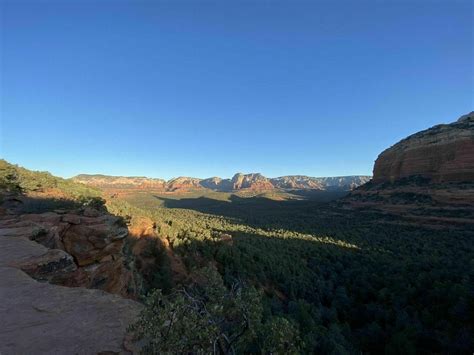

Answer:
[166,177,203,191]
[231,173,274,190]
[373,112,474,183]
[73,174,167,189]
[74,173,371,192]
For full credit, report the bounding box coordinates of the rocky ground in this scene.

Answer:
[0,200,142,354]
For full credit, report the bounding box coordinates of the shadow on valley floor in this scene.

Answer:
[3,194,472,354]
[157,194,333,217]
[153,193,386,237]
[284,189,349,201]
[134,218,474,354]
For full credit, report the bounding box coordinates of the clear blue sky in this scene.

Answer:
[1,0,472,179]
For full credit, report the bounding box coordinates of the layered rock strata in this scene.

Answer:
[373,112,474,183]
[0,203,141,354]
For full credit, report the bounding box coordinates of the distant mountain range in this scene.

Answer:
[72,173,371,192]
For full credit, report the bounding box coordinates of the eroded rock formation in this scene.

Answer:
[127,215,187,290]
[166,176,203,191]
[0,197,142,354]
[345,112,474,228]
[230,173,274,190]
[74,172,371,192]
[0,202,138,296]
[73,174,167,189]
[373,112,474,183]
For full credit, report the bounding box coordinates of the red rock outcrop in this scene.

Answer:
[128,216,187,287]
[73,174,167,190]
[74,173,371,192]
[344,112,474,228]
[166,176,203,191]
[0,200,138,297]
[231,173,274,190]
[270,176,371,190]
[373,112,474,183]
[200,176,233,190]
[0,199,142,353]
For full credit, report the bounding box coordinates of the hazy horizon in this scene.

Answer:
[72,170,372,181]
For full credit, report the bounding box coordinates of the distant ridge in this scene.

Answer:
[72,173,371,192]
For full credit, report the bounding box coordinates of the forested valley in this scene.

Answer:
[1,159,472,354]
[109,190,474,354]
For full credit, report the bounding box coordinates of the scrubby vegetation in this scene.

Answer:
[114,191,474,354]
[0,160,103,211]
[130,267,301,354]
[0,160,100,197]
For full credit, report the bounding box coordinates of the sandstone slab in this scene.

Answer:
[0,266,141,354]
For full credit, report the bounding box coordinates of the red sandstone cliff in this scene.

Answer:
[345,112,474,227]
[373,112,474,183]
[73,173,370,192]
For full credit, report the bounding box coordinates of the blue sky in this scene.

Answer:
[1,0,472,179]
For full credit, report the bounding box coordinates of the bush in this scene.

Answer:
[129,267,302,354]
